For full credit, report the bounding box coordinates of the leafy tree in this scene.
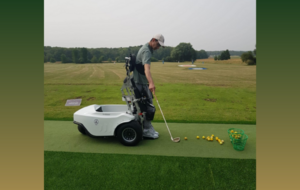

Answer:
[241,51,254,62]
[171,43,197,62]
[50,58,56,63]
[61,54,68,63]
[108,58,112,63]
[91,56,98,63]
[72,49,79,63]
[197,50,209,59]
[220,51,227,60]
[79,48,88,63]
[115,56,119,63]
[98,56,103,63]
[219,50,230,60]
[78,57,83,64]
[214,56,218,60]
[225,49,231,59]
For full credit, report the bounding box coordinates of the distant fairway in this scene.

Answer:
[44,58,256,123]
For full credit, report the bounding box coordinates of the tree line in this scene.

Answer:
[44,44,251,63]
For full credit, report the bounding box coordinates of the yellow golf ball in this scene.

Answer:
[197,136,200,139]
[184,137,187,140]
[202,136,205,139]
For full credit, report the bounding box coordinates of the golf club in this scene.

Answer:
[153,93,180,143]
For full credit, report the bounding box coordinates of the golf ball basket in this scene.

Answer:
[228,128,247,151]
[73,55,154,146]
[232,134,248,151]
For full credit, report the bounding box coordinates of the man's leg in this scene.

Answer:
[141,84,159,136]
[136,84,159,138]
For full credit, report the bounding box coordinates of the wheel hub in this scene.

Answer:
[122,128,137,142]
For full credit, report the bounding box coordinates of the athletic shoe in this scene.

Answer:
[144,120,159,135]
[143,129,159,139]
[149,126,159,136]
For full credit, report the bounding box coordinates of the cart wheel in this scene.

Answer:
[78,125,86,135]
[116,121,142,146]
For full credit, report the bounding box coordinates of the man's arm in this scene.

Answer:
[144,64,155,94]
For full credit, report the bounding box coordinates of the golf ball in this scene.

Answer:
[197,136,200,139]
[202,136,205,139]
[184,137,187,140]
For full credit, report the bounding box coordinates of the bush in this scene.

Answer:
[78,57,84,64]
[108,58,112,63]
[91,56,98,63]
[61,54,67,63]
[241,51,256,65]
[98,56,103,63]
[151,57,158,62]
[164,56,175,62]
[50,58,56,63]
[246,59,255,65]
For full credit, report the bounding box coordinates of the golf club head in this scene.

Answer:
[172,137,180,143]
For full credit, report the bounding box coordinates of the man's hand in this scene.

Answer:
[149,83,155,94]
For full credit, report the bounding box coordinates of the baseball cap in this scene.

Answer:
[153,34,165,47]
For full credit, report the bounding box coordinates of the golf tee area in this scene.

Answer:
[44,60,256,189]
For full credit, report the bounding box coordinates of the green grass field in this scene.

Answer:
[44,58,256,189]
[44,58,256,124]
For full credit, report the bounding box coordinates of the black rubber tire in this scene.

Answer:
[78,125,86,135]
[116,121,142,146]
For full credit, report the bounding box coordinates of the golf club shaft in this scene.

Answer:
[153,94,174,140]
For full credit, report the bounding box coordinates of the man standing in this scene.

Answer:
[133,34,165,139]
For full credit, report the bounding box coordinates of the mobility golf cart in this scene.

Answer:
[73,55,155,146]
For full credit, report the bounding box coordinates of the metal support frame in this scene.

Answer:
[121,57,145,130]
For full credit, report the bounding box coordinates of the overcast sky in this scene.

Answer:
[44,0,256,51]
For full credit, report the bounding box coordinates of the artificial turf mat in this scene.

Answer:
[44,120,256,159]
[45,151,256,190]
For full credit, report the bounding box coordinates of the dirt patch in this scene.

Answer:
[75,96,82,99]
[204,98,217,102]
[205,84,229,87]
[87,97,96,101]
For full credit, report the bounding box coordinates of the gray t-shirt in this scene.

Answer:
[133,43,153,84]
